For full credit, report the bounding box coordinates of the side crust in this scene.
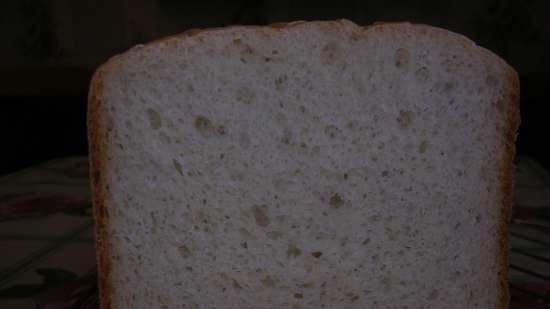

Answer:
[498,68,521,309]
[88,69,113,309]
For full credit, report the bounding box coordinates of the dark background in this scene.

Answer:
[1,0,549,175]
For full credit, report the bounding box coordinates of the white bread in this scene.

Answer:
[88,19,520,309]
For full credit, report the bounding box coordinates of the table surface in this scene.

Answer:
[0,156,548,308]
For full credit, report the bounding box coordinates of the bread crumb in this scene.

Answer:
[287,244,302,258]
[236,87,255,104]
[239,131,251,148]
[261,275,276,287]
[178,245,191,258]
[329,193,344,208]
[321,42,341,65]
[251,205,270,227]
[415,67,430,81]
[418,140,428,154]
[172,159,183,176]
[275,75,288,91]
[146,108,162,129]
[232,279,242,289]
[194,116,214,136]
[324,125,339,138]
[394,48,410,68]
[397,110,414,129]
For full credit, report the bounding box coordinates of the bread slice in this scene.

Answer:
[88,19,519,309]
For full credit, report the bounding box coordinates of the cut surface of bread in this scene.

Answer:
[88,19,519,309]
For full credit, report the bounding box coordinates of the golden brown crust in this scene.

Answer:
[497,67,521,309]
[138,20,310,48]
[88,69,113,309]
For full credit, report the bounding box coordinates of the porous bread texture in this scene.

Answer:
[89,19,519,309]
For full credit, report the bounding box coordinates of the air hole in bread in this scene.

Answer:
[145,108,162,129]
[394,48,410,68]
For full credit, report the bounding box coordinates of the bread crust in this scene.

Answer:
[497,67,521,309]
[88,19,520,309]
[88,68,113,309]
